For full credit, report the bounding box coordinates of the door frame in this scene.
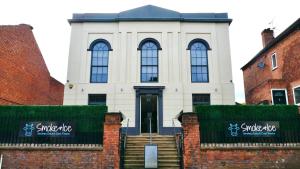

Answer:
[140,94,159,133]
[271,88,288,105]
[128,86,164,135]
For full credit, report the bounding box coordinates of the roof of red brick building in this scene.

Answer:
[241,18,300,70]
[0,24,64,105]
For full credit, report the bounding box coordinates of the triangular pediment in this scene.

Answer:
[118,5,180,19]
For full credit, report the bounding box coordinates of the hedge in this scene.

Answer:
[195,105,300,143]
[0,105,107,145]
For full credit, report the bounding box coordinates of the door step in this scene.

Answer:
[123,135,181,169]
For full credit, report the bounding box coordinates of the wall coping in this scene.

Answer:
[0,144,103,151]
[201,143,300,150]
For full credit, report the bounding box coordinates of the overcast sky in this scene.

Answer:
[0,0,299,102]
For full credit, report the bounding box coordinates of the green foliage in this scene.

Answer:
[0,105,107,144]
[195,105,300,143]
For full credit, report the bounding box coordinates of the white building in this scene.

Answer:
[64,5,235,135]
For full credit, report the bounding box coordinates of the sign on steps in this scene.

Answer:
[144,144,158,168]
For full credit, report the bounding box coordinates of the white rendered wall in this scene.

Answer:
[63,21,235,127]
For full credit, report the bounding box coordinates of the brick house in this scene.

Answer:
[242,18,300,105]
[0,24,64,105]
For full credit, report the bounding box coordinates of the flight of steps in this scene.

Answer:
[124,134,181,169]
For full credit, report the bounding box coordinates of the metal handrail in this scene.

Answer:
[172,118,184,169]
[0,154,3,169]
[124,119,130,149]
[172,118,179,154]
[120,118,130,169]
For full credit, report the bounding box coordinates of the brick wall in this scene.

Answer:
[0,24,64,105]
[199,149,300,169]
[180,113,300,168]
[243,30,300,105]
[0,148,103,169]
[0,113,122,169]
[180,113,201,169]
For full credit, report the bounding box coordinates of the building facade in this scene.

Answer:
[0,24,64,105]
[242,18,300,105]
[64,5,235,134]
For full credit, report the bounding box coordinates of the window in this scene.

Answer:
[189,40,209,82]
[88,94,106,105]
[192,94,210,111]
[293,86,300,105]
[271,53,277,70]
[271,89,287,105]
[140,41,159,82]
[90,39,111,83]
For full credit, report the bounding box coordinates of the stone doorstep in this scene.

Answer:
[0,143,103,151]
[201,143,300,150]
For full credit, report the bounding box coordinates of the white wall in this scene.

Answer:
[64,21,235,127]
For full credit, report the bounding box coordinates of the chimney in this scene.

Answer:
[261,28,274,47]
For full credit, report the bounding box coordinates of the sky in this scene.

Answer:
[0,0,299,103]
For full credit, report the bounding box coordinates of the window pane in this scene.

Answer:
[91,41,109,83]
[201,58,207,65]
[202,67,207,73]
[147,58,153,65]
[190,42,208,83]
[192,94,210,110]
[147,67,153,73]
[88,94,106,105]
[91,75,96,82]
[272,54,277,68]
[191,67,197,74]
[141,41,158,82]
[192,74,197,82]
[191,58,197,65]
[202,74,208,82]
[102,57,108,65]
[295,87,300,104]
[153,67,158,74]
[197,74,203,82]
[102,67,108,74]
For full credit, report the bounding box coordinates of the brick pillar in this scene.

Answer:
[103,113,122,169]
[181,113,201,169]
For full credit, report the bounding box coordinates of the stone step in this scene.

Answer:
[124,135,181,168]
[127,136,174,140]
[126,147,177,153]
[126,145,177,149]
[125,155,180,160]
[125,159,180,163]
[124,163,180,168]
[125,151,178,156]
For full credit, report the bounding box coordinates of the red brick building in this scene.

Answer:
[242,18,300,105]
[0,24,64,105]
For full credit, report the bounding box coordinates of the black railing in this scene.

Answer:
[196,105,300,144]
[119,118,129,169]
[173,118,184,169]
[0,106,106,145]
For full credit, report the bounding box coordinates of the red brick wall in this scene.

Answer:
[0,24,64,105]
[0,113,122,169]
[181,113,201,169]
[0,149,103,169]
[179,113,300,168]
[243,30,300,104]
[103,113,122,169]
[199,149,300,169]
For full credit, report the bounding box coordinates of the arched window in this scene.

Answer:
[89,39,111,83]
[139,39,160,82]
[188,39,210,83]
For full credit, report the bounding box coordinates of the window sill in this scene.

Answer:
[272,67,278,71]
